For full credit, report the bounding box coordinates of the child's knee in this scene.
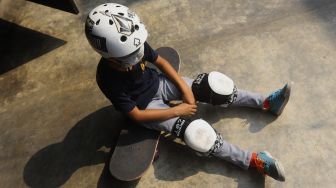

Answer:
[192,71,237,106]
[171,118,224,156]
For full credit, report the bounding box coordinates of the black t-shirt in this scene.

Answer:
[96,42,159,113]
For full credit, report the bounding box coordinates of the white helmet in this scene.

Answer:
[85,3,148,58]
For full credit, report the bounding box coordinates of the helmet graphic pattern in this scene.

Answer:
[85,3,148,58]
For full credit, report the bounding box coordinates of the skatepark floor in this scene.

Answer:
[1,0,335,187]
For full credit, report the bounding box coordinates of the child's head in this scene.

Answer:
[85,3,147,68]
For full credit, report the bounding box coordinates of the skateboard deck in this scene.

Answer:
[146,47,180,73]
[109,47,180,181]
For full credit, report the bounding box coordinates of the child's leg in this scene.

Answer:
[159,74,265,109]
[229,85,291,116]
[143,99,251,169]
[226,86,291,116]
[142,77,285,181]
[231,89,265,109]
[189,72,290,115]
[141,99,179,132]
[144,87,251,169]
[154,74,191,102]
[143,98,285,181]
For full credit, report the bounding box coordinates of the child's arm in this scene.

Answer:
[128,104,197,122]
[127,53,198,123]
[154,55,196,105]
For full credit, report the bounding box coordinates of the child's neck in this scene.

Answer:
[106,60,133,72]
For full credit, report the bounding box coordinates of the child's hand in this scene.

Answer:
[173,103,197,117]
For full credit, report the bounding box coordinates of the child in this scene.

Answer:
[85,3,290,182]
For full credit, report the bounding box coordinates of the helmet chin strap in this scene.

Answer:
[106,44,144,72]
[111,44,144,68]
[122,44,144,66]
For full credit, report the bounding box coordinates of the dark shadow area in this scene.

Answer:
[302,0,336,22]
[23,104,274,187]
[97,161,140,188]
[0,18,66,75]
[149,104,273,187]
[26,0,79,14]
[23,106,139,188]
[153,135,265,188]
[301,0,336,42]
[111,121,160,147]
[109,124,160,181]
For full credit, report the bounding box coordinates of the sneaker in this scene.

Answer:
[254,151,286,181]
[263,84,291,116]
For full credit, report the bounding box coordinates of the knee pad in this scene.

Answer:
[172,118,224,155]
[192,71,237,106]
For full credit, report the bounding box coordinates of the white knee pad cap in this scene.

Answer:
[208,71,234,95]
[184,119,217,153]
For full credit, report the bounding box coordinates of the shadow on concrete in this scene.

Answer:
[97,162,140,188]
[153,135,265,188]
[196,103,277,133]
[26,0,79,14]
[301,0,336,43]
[149,105,272,187]
[23,106,138,188]
[23,104,273,187]
[0,18,66,75]
[301,0,336,21]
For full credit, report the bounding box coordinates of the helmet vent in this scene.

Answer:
[93,11,97,15]
[120,36,127,42]
[96,19,100,25]
[104,4,107,6]
[134,25,139,30]
[109,19,113,25]
[105,10,108,13]
[116,5,121,7]
[118,13,124,16]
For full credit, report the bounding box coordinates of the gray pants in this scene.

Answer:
[142,74,265,169]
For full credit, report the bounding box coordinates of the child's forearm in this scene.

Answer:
[128,106,178,123]
[128,103,196,123]
[155,56,196,104]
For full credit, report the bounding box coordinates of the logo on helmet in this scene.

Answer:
[85,17,95,33]
[98,11,135,36]
[88,35,108,53]
[113,15,134,36]
[134,38,140,47]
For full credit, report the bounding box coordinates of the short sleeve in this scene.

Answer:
[96,61,136,113]
[143,42,158,63]
[109,91,137,113]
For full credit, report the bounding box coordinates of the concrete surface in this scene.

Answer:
[1,0,336,187]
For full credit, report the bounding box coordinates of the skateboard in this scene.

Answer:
[109,47,180,181]
[146,47,181,73]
